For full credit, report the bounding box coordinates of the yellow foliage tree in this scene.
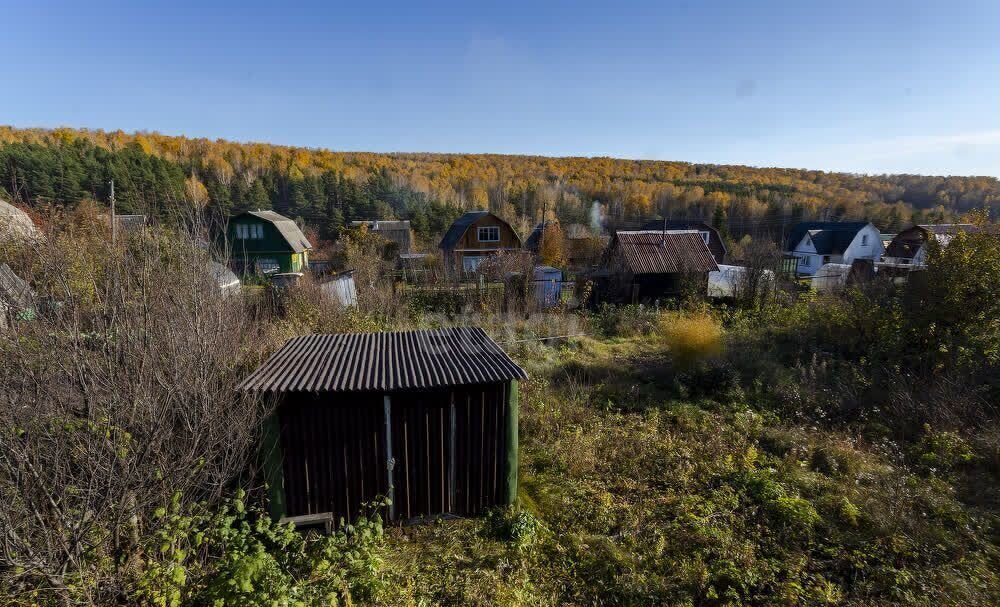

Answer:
[539,222,566,267]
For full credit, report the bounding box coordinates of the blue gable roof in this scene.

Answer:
[786,221,869,254]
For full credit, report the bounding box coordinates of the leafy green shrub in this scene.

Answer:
[135,491,387,607]
[916,424,974,476]
[484,507,542,550]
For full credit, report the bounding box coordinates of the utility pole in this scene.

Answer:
[110,179,117,245]
[539,199,546,255]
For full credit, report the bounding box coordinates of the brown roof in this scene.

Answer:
[239,327,527,393]
[606,231,719,274]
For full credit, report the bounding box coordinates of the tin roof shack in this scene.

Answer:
[439,211,522,274]
[227,210,312,276]
[207,261,241,294]
[594,231,719,304]
[349,220,414,254]
[241,327,527,524]
[641,219,727,264]
[318,270,358,306]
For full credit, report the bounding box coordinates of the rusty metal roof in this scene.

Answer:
[606,231,719,274]
[239,327,527,393]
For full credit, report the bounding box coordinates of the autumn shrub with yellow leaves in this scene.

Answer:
[660,312,723,368]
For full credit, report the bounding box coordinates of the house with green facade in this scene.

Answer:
[227,211,312,275]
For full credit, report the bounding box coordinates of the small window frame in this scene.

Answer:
[477,226,500,243]
[256,257,281,274]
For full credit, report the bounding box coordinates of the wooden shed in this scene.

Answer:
[640,219,727,264]
[240,327,527,524]
[594,230,719,303]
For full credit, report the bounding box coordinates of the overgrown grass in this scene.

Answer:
[379,328,1000,606]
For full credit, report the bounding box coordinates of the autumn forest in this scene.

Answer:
[2,125,999,248]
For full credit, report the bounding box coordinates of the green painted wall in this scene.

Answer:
[505,380,519,504]
[228,215,303,274]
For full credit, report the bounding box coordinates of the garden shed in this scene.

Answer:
[240,327,527,524]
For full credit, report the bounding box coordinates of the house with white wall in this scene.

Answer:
[784,221,883,276]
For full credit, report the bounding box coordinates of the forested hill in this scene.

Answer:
[2,125,998,244]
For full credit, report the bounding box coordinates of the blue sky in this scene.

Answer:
[2,0,998,176]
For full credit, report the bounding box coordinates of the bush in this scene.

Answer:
[136,491,387,607]
[484,506,542,550]
[661,313,723,368]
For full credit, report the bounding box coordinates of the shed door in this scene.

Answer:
[279,395,388,521]
[390,384,508,520]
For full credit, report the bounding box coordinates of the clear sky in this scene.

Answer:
[3,0,998,176]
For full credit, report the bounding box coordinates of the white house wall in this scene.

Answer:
[840,224,884,265]
[789,234,821,276]
[788,223,884,276]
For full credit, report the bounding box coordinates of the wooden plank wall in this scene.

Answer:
[278,384,509,523]
[278,393,387,522]
[390,383,508,519]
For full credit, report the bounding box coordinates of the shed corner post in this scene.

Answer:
[261,411,286,521]
[505,380,519,505]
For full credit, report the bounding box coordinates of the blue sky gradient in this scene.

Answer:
[2,0,998,176]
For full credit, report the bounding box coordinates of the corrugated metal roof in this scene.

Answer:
[239,327,527,393]
[0,198,42,241]
[606,231,719,274]
[0,263,35,309]
[240,210,313,252]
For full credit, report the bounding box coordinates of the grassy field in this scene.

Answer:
[377,327,999,606]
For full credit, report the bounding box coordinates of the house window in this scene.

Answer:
[463,255,486,272]
[822,255,830,264]
[800,255,811,268]
[699,231,710,244]
[861,234,869,246]
[256,258,281,274]
[477,226,500,242]
[236,224,264,239]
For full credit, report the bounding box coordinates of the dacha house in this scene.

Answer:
[783,221,882,276]
[883,224,982,267]
[227,210,312,275]
[439,211,522,273]
[240,327,527,525]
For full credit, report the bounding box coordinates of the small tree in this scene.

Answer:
[539,222,567,267]
[733,238,781,311]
